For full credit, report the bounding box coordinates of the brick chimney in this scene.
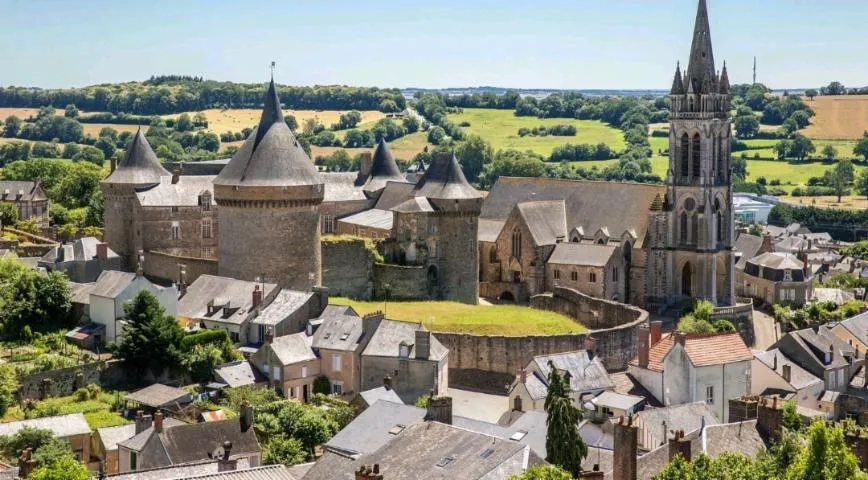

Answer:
[760,233,773,254]
[96,242,108,261]
[252,285,263,310]
[415,330,431,360]
[154,411,164,433]
[649,321,662,346]
[355,464,383,480]
[757,396,783,440]
[427,394,453,425]
[240,401,254,432]
[668,429,691,462]
[728,395,759,423]
[18,448,35,479]
[362,311,384,340]
[217,441,237,472]
[135,411,153,434]
[613,416,638,480]
[264,327,274,345]
[637,326,650,369]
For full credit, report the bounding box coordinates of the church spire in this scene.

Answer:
[719,61,730,94]
[671,62,685,94]
[685,0,716,94]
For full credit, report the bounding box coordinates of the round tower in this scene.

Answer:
[100,129,170,270]
[213,78,324,290]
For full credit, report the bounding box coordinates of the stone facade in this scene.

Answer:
[322,239,374,299]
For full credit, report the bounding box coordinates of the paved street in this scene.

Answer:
[752,309,777,350]
[447,388,509,423]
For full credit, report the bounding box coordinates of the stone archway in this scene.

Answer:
[682,262,693,297]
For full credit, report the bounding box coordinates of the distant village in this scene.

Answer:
[0,1,865,479]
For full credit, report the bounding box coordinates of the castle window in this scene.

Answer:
[199,194,211,212]
[171,222,181,240]
[554,269,561,280]
[171,206,179,214]
[511,229,522,259]
[201,218,213,239]
[680,133,689,179]
[571,271,578,282]
[691,133,701,180]
[321,215,334,234]
[589,272,597,283]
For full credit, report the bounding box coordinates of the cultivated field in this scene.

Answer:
[447,108,626,156]
[164,108,385,135]
[802,95,868,140]
[331,297,585,336]
[779,195,868,210]
[81,123,141,137]
[0,107,68,121]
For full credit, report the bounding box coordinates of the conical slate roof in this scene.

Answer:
[413,152,481,201]
[214,79,322,189]
[670,62,685,95]
[685,0,717,94]
[103,129,170,185]
[364,139,406,193]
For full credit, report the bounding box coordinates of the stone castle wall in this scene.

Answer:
[145,249,218,285]
[322,239,374,299]
[373,263,429,300]
[18,361,104,401]
[436,213,480,304]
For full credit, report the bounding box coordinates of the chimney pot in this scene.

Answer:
[153,411,164,433]
[649,321,663,346]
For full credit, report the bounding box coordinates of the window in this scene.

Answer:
[489,248,498,264]
[331,381,343,395]
[201,246,213,258]
[201,218,213,239]
[554,270,561,280]
[301,365,308,378]
[680,133,689,178]
[332,354,342,372]
[827,371,836,390]
[435,457,455,468]
[571,271,578,282]
[199,194,211,212]
[589,272,597,283]
[837,369,845,389]
[171,206,179,214]
[289,387,295,398]
[511,229,522,259]
[321,215,334,234]
[171,221,181,240]
[389,424,406,435]
[680,211,688,243]
[612,267,619,282]
[399,343,410,358]
[783,269,792,282]
[509,430,528,441]
[230,331,239,343]
[691,134,701,179]
[706,385,714,405]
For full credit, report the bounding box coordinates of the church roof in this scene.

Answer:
[364,139,406,193]
[103,129,170,185]
[685,0,717,94]
[214,79,322,189]
[412,152,481,201]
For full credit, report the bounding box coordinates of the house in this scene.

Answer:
[508,349,614,412]
[116,407,260,473]
[629,326,753,421]
[88,270,178,343]
[124,384,193,413]
[250,289,326,343]
[547,243,623,301]
[250,332,319,402]
[213,360,267,389]
[359,319,448,401]
[0,180,49,228]
[633,402,720,452]
[829,312,868,351]
[310,310,382,399]
[0,413,91,463]
[750,348,825,410]
[772,326,863,393]
[737,251,813,306]
[38,237,122,283]
[351,383,403,412]
[92,412,186,474]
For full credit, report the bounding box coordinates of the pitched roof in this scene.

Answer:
[0,180,46,202]
[412,153,482,201]
[323,400,427,456]
[104,129,171,185]
[251,289,313,327]
[268,332,316,365]
[530,350,614,393]
[320,172,367,203]
[181,466,297,480]
[481,177,664,248]
[311,313,365,352]
[753,349,822,390]
[213,360,267,388]
[372,181,416,210]
[591,391,644,411]
[105,459,254,480]
[361,320,447,360]
[97,423,137,452]
[179,275,278,326]
[117,417,186,452]
[516,201,567,246]
[670,62,685,95]
[548,243,617,267]
[69,281,96,305]
[631,332,752,371]
[635,402,721,440]
[0,413,91,438]
[214,79,321,189]
[734,233,763,269]
[364,139,406,193]
[391,196,433,213]
[336,209,393,230]
[478,219,506,243]
[125,384,192,409]
[90,270,137,298]
[158,419,261,465]
[136,175,215,207]
[840,312,868,346]
[358,386,403,408]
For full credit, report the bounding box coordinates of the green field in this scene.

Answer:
[330,297,585,336]
[447,108,626,157]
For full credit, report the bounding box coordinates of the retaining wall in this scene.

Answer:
[373,263,429,300]
[144,249,218,285]
[322,239,374,299]
[18,361,104,401]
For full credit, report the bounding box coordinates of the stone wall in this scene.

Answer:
[18,361,104,401]
[530,286,648,330]
[322,238,374,299]
[373,263,429,300]
[145,249,218,285]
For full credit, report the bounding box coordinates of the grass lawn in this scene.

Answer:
[329,297,585,336]
[1,390,130,429]
[743,158,868,186]
[447,108,626,157]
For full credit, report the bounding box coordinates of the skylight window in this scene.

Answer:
[480,448,495,459]
[388,424,406,435]
[435,456,454,468]
[509,430,528,441]
[340,333,349,341]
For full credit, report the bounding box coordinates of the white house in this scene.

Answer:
[89,270,178,343]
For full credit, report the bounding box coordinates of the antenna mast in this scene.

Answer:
[753,57,757,85]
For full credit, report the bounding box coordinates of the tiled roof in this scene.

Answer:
[311,312,364,352]
[90,270,137,298]
[251,290,313,327]
[734,233,763,269]
[213,361,266,388]
[160,419,261,465]
[632,332,752,371]
[747,252,804,270]
[635,402,720,440]
[0,413,90,438]
[531,350,614,393]
[361,320,447,360]
[179,275,278,326]
[125,384,192,409]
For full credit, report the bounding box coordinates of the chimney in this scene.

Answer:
[153,411,164,433]
[240,401,253,432]
[728,395,759,423]
[252,285,263,310]
[760,233,773,254]
[782,364,791,383]
[637,326,650,369]
[649,321,663,346]
[585,335,597,361]
[613,416,638,480]
[355,464,383,480]
[135,411,153,434]
[18,448,35,479]
[415,330,431,360]
[772,354,778,371]
[580,464,604,479]
[217,441,237,472]
[96,242,108,261]
[171,170,180,184]
[757,396,783,440]
[668,429,691,462]
[311,286,329,317]
[518,369,527,384]
[264,327,274,345]
[383,375,392,391]
[426,394,453,425]
[359,152,374,180]
[674,331,687,347]
[362,311,383,340]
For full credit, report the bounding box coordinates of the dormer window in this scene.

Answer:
[399,342,410,358]
[199,193,212,212]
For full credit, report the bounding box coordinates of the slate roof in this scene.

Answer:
[635,402,721,441]
[213,361,267,388]
[480,177,664,248]
[336,209,393,230]
[268,332,316,366]
[105,459,254,480]
[516,201,567,246]
[592,391,645,412]
[521,372,549,400]
[90,270,137,298]
[478,219,506,243]
[104,129,171,185]
[182,466,297,480]
[753,349,823,391]
[214,79,321,188]
[320,172,367,203]
[631,332,752,372]
[323,400,427,456]
[578,420,614,450]
[0,413,91,438]
[363,139,407,193]
[773,326,854,373]
[372,181,416,210]
[683,0,717,95]
[40,237,117,264]
[179,275,278,326]
[548,243,617,267]
[391,196,433,213]
[361,320,447,360]
[412,153,482,201]
[530,350,614,394]
[609,371,663,407]
[97,423,137,452]
[358,386,403,407]
[125,384,192,409]
[0,180,46,202]
[747,252,804,270]
[839,312,868,346]
[734,233,764,269]
[136,176,215,207]
[69,281,96,305]
[311,313,364,352]
[117,417,187,452]
[251,290,313,327]
[158,419,261,465]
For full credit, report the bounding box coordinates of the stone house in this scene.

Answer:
[508,349,614,412]
[251,332,320,402]
[39,237,122,283]
[772,325,863,393]
[250,288,327,343]
[629,326,753,421]
[737,251,812,306]
[633,402,720,452]
[829,312,868,352]
[88,270,178,344]
[751,348,824,410]
[92,413,185,474]
[310,311,383,399]
[0,180,49,228]
[546,243,624,301]
[0,413,91,463]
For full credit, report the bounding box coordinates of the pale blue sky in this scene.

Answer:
[0,0,865,90]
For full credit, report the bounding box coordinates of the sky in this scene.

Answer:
[0,0,866,90]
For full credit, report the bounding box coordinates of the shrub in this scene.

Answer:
[313,375,331,395]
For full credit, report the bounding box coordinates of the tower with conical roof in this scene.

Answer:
[213,77,324,290]
[646,0,735,307]
[362,138,407,196]
[101,128,171,269]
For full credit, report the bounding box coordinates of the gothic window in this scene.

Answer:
[718,136,727,182]
[714,198,723,244]
[511,229,522,259]
[680,211,688,244]
[691,133,701,180]
[199,194,211,212]
[680,133,689,179]
[571,271,578,282]
[554,269,560,280]
[690,214,699,244]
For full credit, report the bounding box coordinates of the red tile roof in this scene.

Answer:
[631,332,752,372]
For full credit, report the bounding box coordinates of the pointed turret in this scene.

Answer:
[413,152,481,202]
[671,62,685,95]
[363,138,406,194]
[685,0,716,94]
[103,128,170,185]
[719,62,731,94]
